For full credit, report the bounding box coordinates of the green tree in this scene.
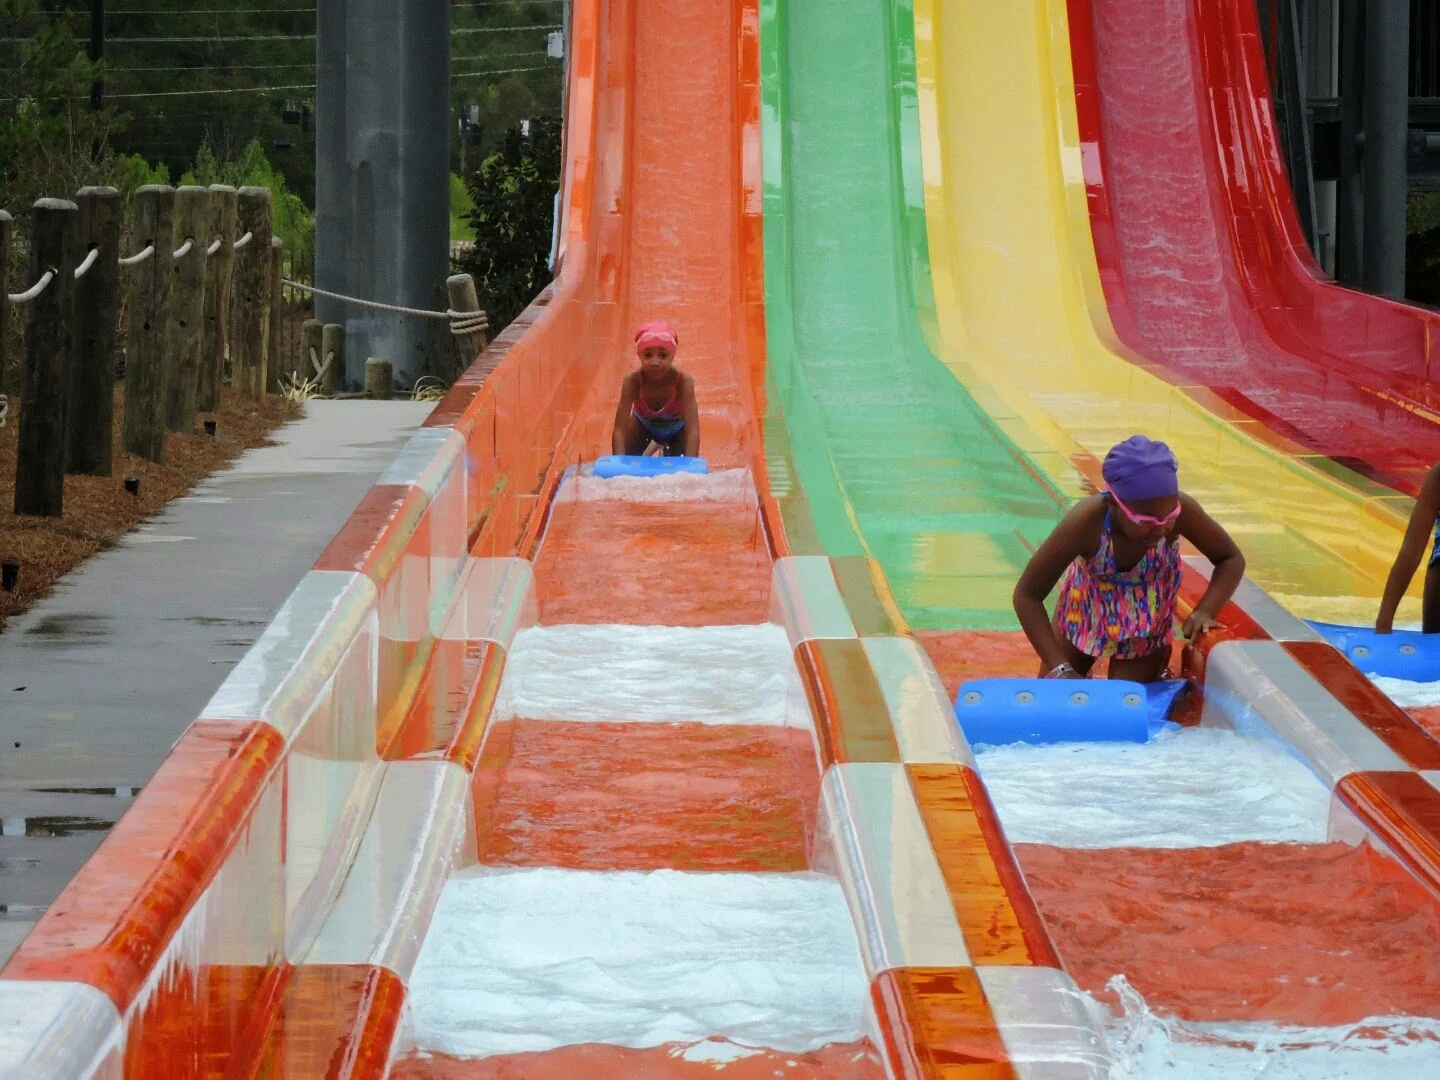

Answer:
[0,0,112,214]
[455,116,561,333]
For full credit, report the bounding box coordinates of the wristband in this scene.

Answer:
[1044,662,1076,679]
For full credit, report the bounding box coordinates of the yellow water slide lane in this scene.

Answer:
[911,0,1420,626]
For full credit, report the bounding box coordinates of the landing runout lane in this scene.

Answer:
[393,473,883,1077]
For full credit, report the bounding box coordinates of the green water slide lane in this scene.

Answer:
[760,0,1064,631]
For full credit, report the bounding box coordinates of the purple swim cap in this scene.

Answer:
[1102,435,1178,502]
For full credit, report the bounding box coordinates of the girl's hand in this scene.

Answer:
[1182,611,1223,639]
[1374,619,1394,635]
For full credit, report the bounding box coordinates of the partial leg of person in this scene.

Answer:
[659,427,687,457]
[1038,610,1099,677]
[1108,644,1170,684]
[619,412,652,456]
[1424,561,1440,633]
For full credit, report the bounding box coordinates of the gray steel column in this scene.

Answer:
[344,0,450,390]
[1336,0,1364,284]
[1361,0,1410,298]
[1307,0,1340,275]
[314,0,347,329]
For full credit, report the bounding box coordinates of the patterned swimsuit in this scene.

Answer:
[1053,506,1182,660]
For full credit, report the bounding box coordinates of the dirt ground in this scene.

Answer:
[0,387,298,630]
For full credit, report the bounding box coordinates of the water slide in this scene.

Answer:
[0,0,1108,1076]
[9,0,1440,1075]
[766,0,1440,1072]
[1075,0,1440,500]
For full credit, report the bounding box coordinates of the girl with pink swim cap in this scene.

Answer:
[611,321,700,458]
[1012,435,1246,683]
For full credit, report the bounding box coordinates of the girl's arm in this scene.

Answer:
[680,373,700,457]
[1013,499,1102,674]
[611,373,637,456]
[1176,493,1245,637]
[1377,463,1440,632]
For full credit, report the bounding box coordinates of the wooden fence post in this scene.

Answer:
[164,186,210,434]
[267,236,287,393]
[300,318,323,386]
[0,209,11,394]
[446,273,487,379]
[364,357,393,399]
[199,184,238,413]
[320,322,344,395]
[121,184,175,463]
[15,199,78,517]
[232,186,274,398]
[67,186,121,476]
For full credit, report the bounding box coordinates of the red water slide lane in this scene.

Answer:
[1069,0,1440,497]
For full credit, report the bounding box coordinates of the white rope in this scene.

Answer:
[7,271,54,304]
[73,248,100,280]
[173,238,194,259]
[233,231,254,250]
[119,244,154,267]
[283,279,489,339]
[206,237,224,256]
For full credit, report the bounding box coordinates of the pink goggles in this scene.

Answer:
[1108,488,1180,529]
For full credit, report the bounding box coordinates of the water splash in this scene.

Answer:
[1102,976,1440,1078]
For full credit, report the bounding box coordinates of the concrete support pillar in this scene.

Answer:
[1361,0,1410,298]
[316,0,450,390]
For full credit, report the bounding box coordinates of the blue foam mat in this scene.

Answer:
[954,677,1188,747]
[593,454,709,478]
[1306,620,1440,682]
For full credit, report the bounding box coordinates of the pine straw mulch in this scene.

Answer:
[0,387,300,631]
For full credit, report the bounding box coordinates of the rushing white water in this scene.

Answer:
[1367,675,1440,710]
[497,623,805,726]
[1101,977,1440,1078]
[973,726,1332,848]
[407,866,869,1058]
[559,467,756,504]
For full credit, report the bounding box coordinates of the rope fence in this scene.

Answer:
[6,271,54,305]
[1,186,490,522]
[118,244,155,267]
[282,279,490,338]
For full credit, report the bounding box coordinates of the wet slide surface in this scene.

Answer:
[764,0,1440,1071]
[760,0,1064,631]
[1078,0,1440,499]
[390,0,879,1074]
[915,0,1440,1068]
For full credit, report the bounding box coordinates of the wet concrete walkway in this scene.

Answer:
[0,400,434,962]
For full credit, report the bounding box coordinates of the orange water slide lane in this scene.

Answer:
[389,0,869,1074]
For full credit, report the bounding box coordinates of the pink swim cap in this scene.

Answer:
[634,321,678,356]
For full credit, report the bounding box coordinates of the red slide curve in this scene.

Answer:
[1069,0,1440,497]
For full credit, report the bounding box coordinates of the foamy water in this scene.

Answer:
[559,468,756,504]
[408,866,869,1058]
[498,623,804,725]
[1367,675,1440,710]
[974,726,1331,848]
[1101,977,1440,1078]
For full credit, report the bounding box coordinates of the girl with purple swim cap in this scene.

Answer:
[1013,435,1245,682]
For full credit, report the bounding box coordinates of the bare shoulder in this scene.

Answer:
[1055,494,1107,555]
